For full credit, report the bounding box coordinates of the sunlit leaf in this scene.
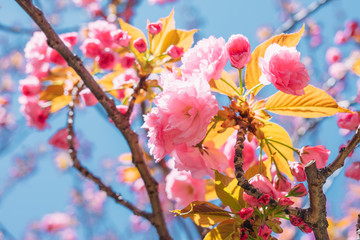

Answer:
[119,18,147,60]
[215,171,242,211]
[39,85,64,101]
[205,179,218,201]
[203,220,235,240]
[205,120,235,149]
[209,71,239,97]
[244,162,268,180]
[245,25,305,95]
[265,85,352,118]
[121,167,141,182]
[352,57,360,76]
[261,122,294,180]
[172,201,232,227]
[157,29,197,56]
[150,10,175,56]
[50,95,72,113]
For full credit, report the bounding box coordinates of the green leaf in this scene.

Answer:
[215,171,243,211]
[203,220,235,240]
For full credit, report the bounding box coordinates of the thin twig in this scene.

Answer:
[66,82,153,222]
[125,75,147,120]
[275,0,333,34]
[356,214,360,240]
[13,1,172,238]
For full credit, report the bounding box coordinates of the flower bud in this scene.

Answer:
[273,174,292,192]
[226,34,251,69]
[290,215,305,227]
[258,224,272,240]
[120,53,135,68]
[345,161,360,180]
[111,30,131,47]
[258,194,270,205]
[238,207,254,220]
[97,50,117,70]
[147,20,162,35]
[166,45,184,59]
[80,38,102,58]
[288,183,308,197]
[300,145,330,169]
[279,197,294,206]
[290,162,307,182]
[133,38,147,53]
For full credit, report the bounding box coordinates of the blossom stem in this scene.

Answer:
[220,77,242,96]
[267,138,300,154]
[244,83,263,97]
[238,69,243,95]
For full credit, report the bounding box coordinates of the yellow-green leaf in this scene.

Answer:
[244,162,268,180]
[261,122,294,180]
[204,220,235,240]
[209,71,240,97]
[172,201,231,227]
[50,95,72,113]
[245,25,305,95]
[205,179,218,201]
[205,120,235,149]
[119,18,147,60]
[215,171,242,211]
[39,85,64,101]
[265,85,352,118]
[157,29,197,56]
[353,57,360,76]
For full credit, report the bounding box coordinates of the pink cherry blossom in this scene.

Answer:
[111,29,131,47]
[96,50,117,70]
[47,46,68,66]
[88,20,117,48]
[49,128,79,150]
[290,162,307,181]
[166,45,184,59]
[226,34,251,69]
[73,0,99,7]
[19,96,50,130]
[80,38,102,58]
[165,169,206,208]
[290,215,305,227]
[147,21,162,35]
[143,73,218,161]
[148,0,176,5]
[113,68,139,89]
[325,47,342,64]
[238,207,254,220]
[334,30,349,44]
[258,224,272,240]
[19,76,42,96]
[80,88,98,106]
[279,197,294,206]
[24,32,49,78]
[39,212,74,233]
[119,53,135,68]
[337,112,360,131]
[345,20,359,36]
[181,36,228,81]
[328,62,347,80]
[259,43,310,96]
[243,174,281,206]
[220,131,257,171]
[300,145,330,169]
[133,38,147,53]
[345,161,360,180]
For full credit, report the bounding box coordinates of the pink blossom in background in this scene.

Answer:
[166,45,184,59]
[111,30,131,47]
[49,128,79,150]
[300,145,330,169]
[273,174,292,192]
[238,207,254,220]
[147,21,162,35]
[325,47,342,64]
[345,161,360,180]
[243,174,281,206]
[79,88,98,106]
[328,62,347,80]
[55,152,73,170]
[73,0,99,7]
[181,36,228,81]
[83,182,107,214]
[337,112,360,131]
[60,32,78,47]
[258,224,272,240]
[130,215,151,232]
[220,131,257,171]
[19,76,42,96]
[290,162,307,182]
[290,215,305,227]
[345,20,359,36]
[88,20,117,48]
[47,43,69,66]
[133,38,147,53]
[148,0,176,5]
[259,43,310,96]
[334,30,349,44]
[113,68,139,89]
[143,73,218,161]
[24,32,49,78]
[59,228,77,240]
[19,96,50,130]
[165,169,206,208]
[226,34,251,69]
[39,212,75,233]
[96,50,117,70]
[80,38,102,58]
[119,53,135,68]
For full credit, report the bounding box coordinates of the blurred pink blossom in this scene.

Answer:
[300,145,330,169]
[345,161,360,180]
[19,76,42,96]
[337,112,360,131]
[49,128,79,150]
[328,62,347,80]
[19,96,50,130]
[325,47,342,64]
[80,88,98,106]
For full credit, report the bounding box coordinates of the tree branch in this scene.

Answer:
[66,82,153,223]
[356,213,360,240]
[125,75,147,120]
[14,1,171,239]
[275,0,333,34]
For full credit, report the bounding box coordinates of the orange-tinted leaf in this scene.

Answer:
[172,201,232,227]
[121,167,141,182]
[265,85,352,118]
[119,18,147,60]
[352,57,360,76]
[245,25,305,95]
[205,120,235,149]
[51,95,72,113]
[157,29,197,56]
[261,122,294,180]
[215,171,242,211]
[209,71,239,97]
[244,162,268,180]
[39,85,64,101]
[203,220,235,240]
[205,179,218,201]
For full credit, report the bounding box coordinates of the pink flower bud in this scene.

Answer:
[111,30,131,47]
[337,112,360,131]
[19,76,42,96]
[147,20,162,35]
[279,197,294,206]
[133,38,147,53]
[60,32,78,46]
[49,128,79,150]
[299,223,313,233]
[288,183,308,197]
[80,88,98,106]
[226,34,251,69]
[329,62,347,80]
[238,207,254,220]
[258,194,270,205]
[289,215,305,227]
[345,161,360,180]
[345,20,359,36]
[334,30,349,44]
[273,174,292,192]
[258,224,272,240]
[166,45,184,59]
[239,229,248,240]
[80,39,102,58]
[243,174,280,206]
[300,145,330,169]
[325,47,342,64]
[97,50,117,70]
[119,53,135,68]
[290,162,307,181]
